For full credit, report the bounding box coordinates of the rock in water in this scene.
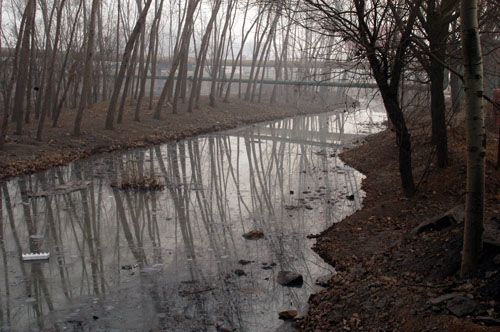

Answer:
[446,296,478,317]
[277,271,303,287]
[234,269,247,277]
[238,259,253,265]
[279,310,298,320]
[242,230,264,240]
[315,274,333,288]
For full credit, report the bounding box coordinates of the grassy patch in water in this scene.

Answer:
[111,171,165,192]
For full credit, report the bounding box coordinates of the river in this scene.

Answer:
[0,107,385,331]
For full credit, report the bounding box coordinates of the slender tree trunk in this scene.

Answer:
[37,0,66,141]
[73,0,98,136]
[450,69,463,113]
[136,0,164,120]
[209,0,233,107]
[154,0,199,119]
[52,0,83,127]
[449,21,463,114]
[97,1,107,101]
[117,38,140,124]
[25,26,36,124]
[460,0,485,277]
[148,23,160,110]
[426,3,449,168]
[105,0,153,130]
[244,11,270,101]
[429,52,448,167]
[224,6,261,102]
[0,1,25,147]
[187,0,226,112]
[12,0,36,136]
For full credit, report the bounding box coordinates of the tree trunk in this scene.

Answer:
[384,95,416,197]
[117,38,140,124]
[37,0,66,141]
[460,0,485,277]
[12,0,36,136]
[135,0,163,121]
[426,1,450,168]
[450,67,463,113]
[73,0,98,136]
[429,54,448,167]
[105,0,153,130]
[0,0,26,147]
[154,0,199,119]
[187,0,224,112]
[209,0,233,107]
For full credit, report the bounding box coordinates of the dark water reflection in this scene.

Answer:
[0,110,384,331]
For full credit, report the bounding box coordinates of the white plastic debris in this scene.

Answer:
[22,252,50,261]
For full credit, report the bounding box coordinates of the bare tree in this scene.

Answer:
[12,0,36,136]
[37,0,67,140]
[460,0,485,277]
[73,0,99,136]
[105,0,154,130]
[187,0,224,112]
[301,0,422,197]
[154,0,200,119]
[414,0,458,168]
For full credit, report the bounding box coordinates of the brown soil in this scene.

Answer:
[297,111,500,331]
[0,96,346,180]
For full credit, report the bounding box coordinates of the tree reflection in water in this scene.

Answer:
[0,109,384,331]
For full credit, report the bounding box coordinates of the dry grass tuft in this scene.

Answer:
[111,171,164,192]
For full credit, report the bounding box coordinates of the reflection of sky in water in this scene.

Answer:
[0,109,385,331]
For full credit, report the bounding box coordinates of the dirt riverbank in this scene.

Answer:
[0,96,353,180]
[297,112,500,331]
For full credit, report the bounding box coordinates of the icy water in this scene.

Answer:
[0,109,385,332]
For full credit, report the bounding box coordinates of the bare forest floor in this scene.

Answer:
[297,108,500,331]
[0,95,351,180]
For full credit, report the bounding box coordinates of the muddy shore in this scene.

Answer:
[0,97,353,180]
[297,116,500,331]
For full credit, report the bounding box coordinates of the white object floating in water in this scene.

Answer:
[22,252,50,261]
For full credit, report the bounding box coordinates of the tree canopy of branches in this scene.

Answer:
[298,0,422,197]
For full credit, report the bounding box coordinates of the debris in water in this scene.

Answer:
[307,233,320,239]
[277,271,304,287]
[234,269,247,277]
[242,229,264,240]
[279,309,299,320]
[22,252,50,261]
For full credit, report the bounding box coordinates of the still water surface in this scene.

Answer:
[0,109,384,331]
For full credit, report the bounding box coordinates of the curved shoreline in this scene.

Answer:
[297,123,500,331]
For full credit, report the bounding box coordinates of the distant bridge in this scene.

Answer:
[145,75,427,90]
[147,75,380,89]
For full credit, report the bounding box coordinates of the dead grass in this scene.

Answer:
[111,172,165,192]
